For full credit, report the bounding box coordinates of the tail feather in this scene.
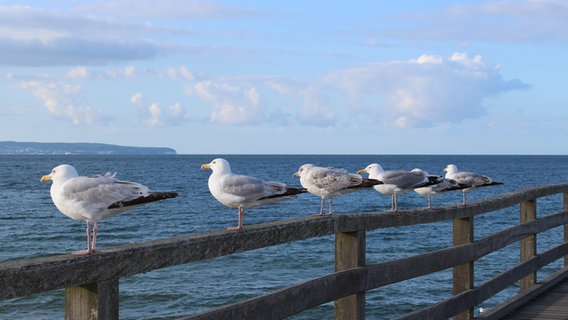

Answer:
[259,187,307,200]
[457,181,504,189]
[108,192,178,209]
[347,178,382,190]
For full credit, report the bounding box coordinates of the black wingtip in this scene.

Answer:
[108,192,178,209]
[347,178,382,190]
[258,187,307,201]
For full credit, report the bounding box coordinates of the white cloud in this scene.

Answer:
[166,65,195,81]
[191,80,264,125]
[130,92,143,105]
[179,66,195,81]
[304,52,530,128]
[0,6,162,66]
[297,87,336,127]
[66,66,89,79]
[20,80,108,125]
[166,67,177,79]
[123,66,137,78]
[130,92,190,126]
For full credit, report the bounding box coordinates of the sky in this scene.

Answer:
[1,0,567,154]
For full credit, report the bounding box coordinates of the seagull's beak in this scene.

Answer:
[443,167,448,172]
[292,171,299,177]
[201,163,211,170]
[40,174,52,182]
[357,169,366,175]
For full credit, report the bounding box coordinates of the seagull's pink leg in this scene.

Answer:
[227,208,244,231]
[318,197,325,215]
[91,223,98,253]
[389,194,397,211]
[327,198,333,215]
[73,222,92,255]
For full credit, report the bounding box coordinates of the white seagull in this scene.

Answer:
[410,168,462,209]
[443,164,502,205]
[41,164,178,255]
[358,163,433,211]
[293,164,381,215]
[201,158,305,230]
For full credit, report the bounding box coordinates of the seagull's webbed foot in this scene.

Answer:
[72,248,94,256]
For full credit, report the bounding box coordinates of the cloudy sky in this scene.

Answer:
[1,0,566,154]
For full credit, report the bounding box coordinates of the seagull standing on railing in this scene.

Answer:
[410,168,463,209]
[358,163,435,211]
[41,164,178,255]
[202,158,306,230]
[293,164,381,215]
[443,164,503,205]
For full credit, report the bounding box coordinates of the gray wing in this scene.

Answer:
[308,167,362,190]
[62,175,149,207]
[452,172,490,186]
[381,170,428,189]
[222,174,286,199]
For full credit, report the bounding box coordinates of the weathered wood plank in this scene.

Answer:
[181,268,368,320]
[0,216,334,300]
[65,283,98,320]
[453,216,474,320]
[180,238,568,320]
[520,199,537,291]
[334,231,366,320]
[478,267,568,320]
[564,192,568,267]
[64,279,119,320]
[334,183,568,233]
[182,212,568,320]
[396,245,568,320]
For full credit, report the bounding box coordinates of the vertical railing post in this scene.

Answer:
[520,199,537,292]
[453,217,474,320]
[65,279,119,320]
[334,230,366,320]
[564,192,568,267]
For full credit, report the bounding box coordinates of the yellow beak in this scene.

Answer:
[357,169,366,174]
[201,163,211,170]
[40,174,52,182]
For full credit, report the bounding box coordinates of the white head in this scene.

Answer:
[443,164,458,175]
[41,164,79,184]
[411,168,428,175]
[201,158,232,175]
[357,163,384,178]
[293,164,314,178]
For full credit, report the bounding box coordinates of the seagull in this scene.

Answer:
[293,164,381,215]
[41,164,178,255]
[201,158,305,230]
[443,164,503,205]
[358,163,433,211]
[410,168,462,209]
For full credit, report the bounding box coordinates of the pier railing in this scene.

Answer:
[1,183,568,319]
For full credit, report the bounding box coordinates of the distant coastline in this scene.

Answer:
[0,141,176,155]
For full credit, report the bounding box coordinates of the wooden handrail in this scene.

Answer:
[1,183,568,319]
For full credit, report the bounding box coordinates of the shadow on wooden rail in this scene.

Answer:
[1,183,568,319]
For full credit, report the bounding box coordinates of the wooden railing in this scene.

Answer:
[1,183,568,320]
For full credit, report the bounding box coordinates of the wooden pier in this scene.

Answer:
[1,183,568,319]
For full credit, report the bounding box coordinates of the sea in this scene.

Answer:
[1,154,567,319]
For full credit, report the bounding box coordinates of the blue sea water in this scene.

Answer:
[0,154,567,319]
